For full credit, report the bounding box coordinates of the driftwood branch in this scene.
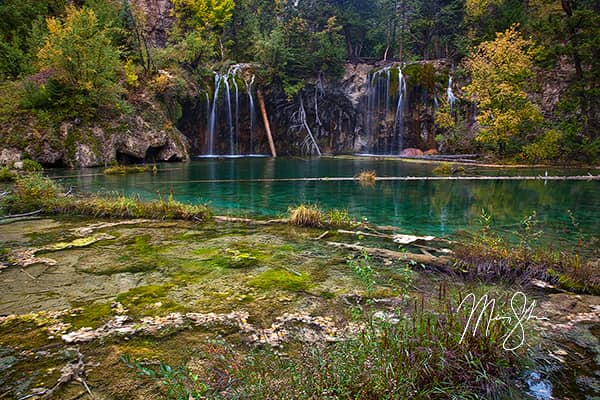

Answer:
[0,209,42,220]
[212,216,289,225]
[325,241,452,270]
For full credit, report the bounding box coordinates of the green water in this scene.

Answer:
[51,157,599,241]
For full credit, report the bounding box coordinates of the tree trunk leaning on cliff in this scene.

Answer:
[257,89,277,157]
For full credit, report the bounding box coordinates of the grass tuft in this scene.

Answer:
[104,165,150,175]
[288,204,323,227]
[356,170,377,185]
[432,162,465,175]
[1,173,210,221]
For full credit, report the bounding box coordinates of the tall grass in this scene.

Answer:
[122,288,526,399]
[288,204,323,227]
[1,173,210,221]
[455,209,600,294]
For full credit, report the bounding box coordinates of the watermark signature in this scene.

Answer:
[457,291,537,351]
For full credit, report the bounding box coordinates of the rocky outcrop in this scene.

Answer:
[0,100,190,168]
[130,0,174,47]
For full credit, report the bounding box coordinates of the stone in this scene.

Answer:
[0,148,21,165]
[130,0,174,47]
[400,148,424,157]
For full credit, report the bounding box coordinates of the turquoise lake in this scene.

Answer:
[50,157,600,242]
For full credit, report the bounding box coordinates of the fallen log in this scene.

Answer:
[212,216,289,225]
[325,241,452,270]
[337,229,436,244]
[0,209,42,220]
[257,89,277,157]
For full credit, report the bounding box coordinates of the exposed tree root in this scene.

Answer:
[18,349,93,400]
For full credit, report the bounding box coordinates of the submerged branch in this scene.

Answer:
[325,241,452,270]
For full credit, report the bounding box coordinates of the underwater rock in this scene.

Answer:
[39,233,115,252]
[9,248,57,267]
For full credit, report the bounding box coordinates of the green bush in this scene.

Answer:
[522,129,562,162]
[0,167,17,182]
[21,159,43,172]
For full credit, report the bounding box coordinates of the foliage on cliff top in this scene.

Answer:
[464,25,543,156]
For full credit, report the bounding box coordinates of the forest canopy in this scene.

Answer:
[0,0,598,162]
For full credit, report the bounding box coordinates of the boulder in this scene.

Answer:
[0,148,21,165]
[400,148,424,157]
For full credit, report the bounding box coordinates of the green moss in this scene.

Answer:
[248,269,312,292]
[320,291,336,299]
[64,302,113,329]
[104,165,150,175]
[116,284,186,317]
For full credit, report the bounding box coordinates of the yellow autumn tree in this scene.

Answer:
[172,0,235,31]
[464,25,542,154]
[37,6,121,107]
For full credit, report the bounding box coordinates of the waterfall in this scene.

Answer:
[365,65,407,155]
[393,68,406,152]
[231,71,240,153]
[208,73,222,156]
[447,75,456,112]
[203,65,260,156]
[222,77,235,155]
[245,75,256,154]
[205,92,210,151]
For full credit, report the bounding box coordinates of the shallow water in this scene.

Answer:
[0,218,598,399]
[50,158,600,243]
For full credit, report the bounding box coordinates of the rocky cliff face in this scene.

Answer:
[180,61,457,156]
[130,0,174,47]
[0,99,189,168]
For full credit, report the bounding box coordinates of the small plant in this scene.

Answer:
[515,210,542,251]
[0,166,17,182]
[121,354,209,400]
[21,159,43,172]
[288,204,323,227]
[104,165,150,175]
[356,170,377,186]
[432,162,465,175]
[347,251,375,295]
[324,208,357,228]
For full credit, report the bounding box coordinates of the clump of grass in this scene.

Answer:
[248,269,312,292]
[455,209,600,294]
[1,173,210,221]
[2,172,61,212]
[432,162,465,175]
[121,290,528,399]
[356,170,377,185]
[104,164,150,175]
[288,204,323,227]
[0,166,17,182]
[324,208,358,228]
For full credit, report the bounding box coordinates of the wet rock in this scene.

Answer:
[0,147,21,165]
[130,0,174,47]
[9,248,57,267]
[525,371,553,400]
[0,355,17,372]
[39,233,115,252]
[70,219,153,236]
[74,143,101,168]
[400,148,424,156]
